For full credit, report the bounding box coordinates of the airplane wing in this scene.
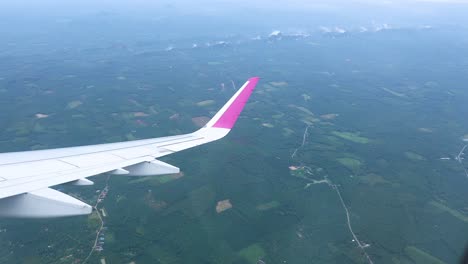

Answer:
[0,77,259,218]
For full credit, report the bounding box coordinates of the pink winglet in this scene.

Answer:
[213,77,259,129]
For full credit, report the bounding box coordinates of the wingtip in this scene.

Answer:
[209,77,259,129]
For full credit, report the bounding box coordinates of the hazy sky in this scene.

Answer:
[0,0,467,58]
[1,0,468,31]
[2,0,468,13]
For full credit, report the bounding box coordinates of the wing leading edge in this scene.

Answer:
[0,77,259,218]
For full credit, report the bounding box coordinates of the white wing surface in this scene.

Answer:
[0,77,259,218]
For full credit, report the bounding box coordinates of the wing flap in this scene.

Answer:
[110,145,159,160]
[159,138,206,152]
[0,159,77,180]
[59,152,125,167]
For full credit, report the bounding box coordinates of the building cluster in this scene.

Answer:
[94,226,108,252]
[94,186,110,252]
[97,186,109,203]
